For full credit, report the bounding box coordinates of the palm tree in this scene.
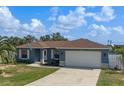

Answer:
[0,37,16,64]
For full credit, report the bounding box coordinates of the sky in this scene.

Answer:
[0,6,124,44]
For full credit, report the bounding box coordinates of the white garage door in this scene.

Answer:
[65,51,101,68]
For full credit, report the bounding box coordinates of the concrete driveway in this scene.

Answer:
[26,68,101,86]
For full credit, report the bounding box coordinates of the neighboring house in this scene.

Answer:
[16,38,110,68]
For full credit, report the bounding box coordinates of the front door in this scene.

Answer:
[34,49,40,61]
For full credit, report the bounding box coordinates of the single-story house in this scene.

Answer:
[16,38,110,68]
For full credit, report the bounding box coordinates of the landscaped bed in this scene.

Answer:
[97,69,124,86]
[0,64,58,86]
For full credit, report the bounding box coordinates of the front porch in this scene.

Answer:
[17,48,65,66]
[30,48,64,66]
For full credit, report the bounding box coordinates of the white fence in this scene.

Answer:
[109,54,123,69]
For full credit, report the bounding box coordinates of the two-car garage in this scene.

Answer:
[64,50,101,68]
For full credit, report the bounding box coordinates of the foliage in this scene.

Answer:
[0,32,68,47]
[7,35,38,47]
[24,35,38,43]
[0,70,2,74]
[40,32,68,41]
[111,45,124,57]
[40,35,51,41]
[17,60,30,64]
[51,32,68,41]
[0,37,16,64]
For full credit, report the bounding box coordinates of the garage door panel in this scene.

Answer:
[65,51,101,68]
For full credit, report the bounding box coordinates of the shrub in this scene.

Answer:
[0,70,3,74]
[17,60,30,64]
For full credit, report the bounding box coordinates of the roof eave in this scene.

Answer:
[56,47,110,50]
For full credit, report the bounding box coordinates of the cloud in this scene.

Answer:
[93,6,116,22]
[49,6,116,34]
[0,6,120,39]
[63,35,75,40]
[21,19,47,36]
[0,7,47,37]
[90,24,108,31]
[22,19,46,33]
[49,23,69,33]
[88,24,111,37]
[49,7,87,33]
[0,7,21,32]
[48,7,59,21]
[88,24,124,37]
[113,26,124,35]
[58,7,87,29]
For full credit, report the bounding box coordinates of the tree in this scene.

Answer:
[24,35,38,43]
[112,45,124,57]
[40,32,68,41]
[0,37,16,64]
[7,36,22,46]
[51,32,68,41]
[40,35,51,41]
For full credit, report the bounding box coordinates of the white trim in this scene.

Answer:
[44,49,47,60]
[41,50,45,64]
[27,50,30,59]
[19,49,21,59]
[51,49,54,59]
[56,47,110,50]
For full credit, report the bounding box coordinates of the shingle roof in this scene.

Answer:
[17,38,109,49]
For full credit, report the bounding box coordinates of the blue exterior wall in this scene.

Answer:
[101,49,109,64]
[17,48,54,64]
[17,48,42,63]
[59,49,65,61]
[34,49,41,61]
[16,48,30,63]
[47,48,52,63]
[29,48,34,63]
[17,48,109,65]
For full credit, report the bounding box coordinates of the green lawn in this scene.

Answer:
[0,56,2,63]
[97,69,124,86]
[0,64,58,86]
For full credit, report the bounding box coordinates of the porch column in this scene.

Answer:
[41,49,45,64]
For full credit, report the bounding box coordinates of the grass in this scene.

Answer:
[0,56,2,63]
[97,69,124,86]
[0,64,58,86]
[97,56,124,86]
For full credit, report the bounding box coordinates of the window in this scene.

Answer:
[20,49,29,59]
